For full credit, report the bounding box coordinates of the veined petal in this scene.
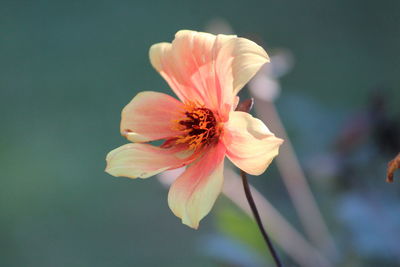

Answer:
[168,142,226,229]
[217,37,270,96]
[223,111,283,175]
[120,91,183,142]
[105,143,191,179]
[149,30,236,119]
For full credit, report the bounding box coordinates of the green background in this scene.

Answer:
[1,0,399,266]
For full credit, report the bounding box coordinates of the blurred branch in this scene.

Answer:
[248,58,338,260]
[250,93,338,259]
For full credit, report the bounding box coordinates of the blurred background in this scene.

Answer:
[1,0,400,266]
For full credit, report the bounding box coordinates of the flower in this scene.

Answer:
[105,30,283,229]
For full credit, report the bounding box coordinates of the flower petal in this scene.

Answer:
[223,111,283,175]
[168,142,226,229]
[149,30,236,119]
[120,91,183,142]
[216,37,270,96]
[105,143,191,179]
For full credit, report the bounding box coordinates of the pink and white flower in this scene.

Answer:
[105,30,283,229]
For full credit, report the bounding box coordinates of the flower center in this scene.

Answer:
[173,102,220,150]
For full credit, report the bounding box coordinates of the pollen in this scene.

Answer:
[173,101,220,150]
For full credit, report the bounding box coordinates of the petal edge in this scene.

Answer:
[105,143,190,179]
[223,111,283,175]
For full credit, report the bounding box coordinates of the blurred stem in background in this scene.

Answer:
[249,58,338,260]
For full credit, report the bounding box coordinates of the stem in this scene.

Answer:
[241,170,283,267]
[235,98,282,265]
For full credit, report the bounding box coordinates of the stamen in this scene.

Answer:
[172,101,220,149]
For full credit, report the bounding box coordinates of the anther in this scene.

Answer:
[172,102,219,149]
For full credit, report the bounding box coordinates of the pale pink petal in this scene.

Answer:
[120,91,183,143]
[149,31,269,122]
[223,111,283,175]
[149,30,236,119]
[168,142,226,229]
[105,143,192,179]
[216,37,270,96]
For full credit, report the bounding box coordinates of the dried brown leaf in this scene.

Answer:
[235,98,254,113]
[387,153,400,183]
